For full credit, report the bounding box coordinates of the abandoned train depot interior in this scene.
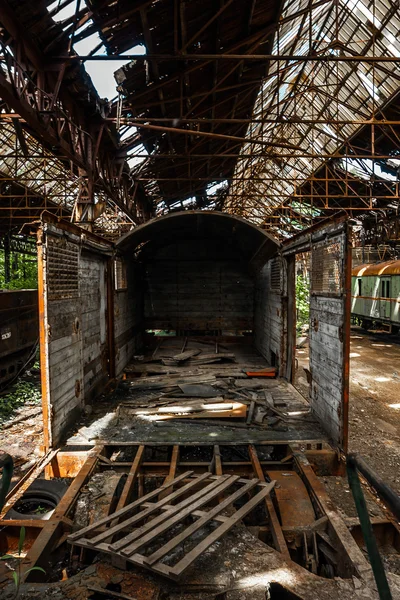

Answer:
[1,0,400,599]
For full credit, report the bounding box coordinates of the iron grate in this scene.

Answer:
[47,236,79,300]
[311,236,343,295]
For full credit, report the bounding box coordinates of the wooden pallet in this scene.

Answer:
[68,471,275,580]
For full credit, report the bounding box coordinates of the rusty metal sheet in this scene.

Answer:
[266,471,315,528]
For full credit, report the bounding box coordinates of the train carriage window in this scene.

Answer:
[357,279,362,296]
[114,258,127,290]
[381,280,390,298]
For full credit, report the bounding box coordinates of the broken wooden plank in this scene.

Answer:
[67,470,195,542]
[177,383,219,397]
[89,473,214,548]
[172,349,201,362]
[167,482,275,579]
[128,374,217,390]
[145,477,259,566]
[125,364,180,375]
[248,445,290,559]
[246,400,256,425]
[189,352,236,365]
[119,476,240,557]
[153,402,247,420]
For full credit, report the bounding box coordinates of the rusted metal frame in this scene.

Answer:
[264,0,312,131]
[21,447,103,578]
[181,0,235,53]
[62,53,400,62]
[139,8,167,120]
[36,226,52,450]
[248,444,290,559]
[0,30,134,226]
[291,448,371,578]
[284,5,400,211]
[109,117,400,125]
[0,0,43,69]
[202,0,224,188]
[99,460,289,470]
[341,223,351,453]
[121,152,400,159]
[131,122,305,152]
[182,32,272,120]
[125,79,263,112]
[137,175,388,182]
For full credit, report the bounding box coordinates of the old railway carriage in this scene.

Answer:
[351,260,400,332]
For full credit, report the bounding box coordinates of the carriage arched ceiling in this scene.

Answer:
[117,210,280,269]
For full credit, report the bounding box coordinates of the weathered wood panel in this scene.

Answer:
[40,225,111,447]
[114,262,143,376]
[144,240,253,332]
[254,258,284,371]
[309,223,350,451]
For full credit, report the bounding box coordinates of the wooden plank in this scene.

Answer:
[67,470,194,542]
[112,445,145,515]
[248,445,290,559]
[145,478,260,566]
[171,349,201,361]
[110,475,231,552]
[214,445,223,476]
[120,475,240,557]
[159,445,179,500]
[169,482,276,578]
[246,400,256,425]
[21,448,102,579]
[88,472,213,547]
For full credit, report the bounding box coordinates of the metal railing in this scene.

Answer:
[347,453,400,600]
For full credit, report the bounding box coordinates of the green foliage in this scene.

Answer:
[0,378,41,424]
[0,249,37,290]
[296,273,310,333]
[1,526,46,598]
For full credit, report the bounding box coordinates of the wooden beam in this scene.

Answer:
[248,444,290,559]
[114,445,145,513]
[159,445,180,500]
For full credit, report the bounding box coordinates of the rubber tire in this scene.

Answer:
[5,479,68,521]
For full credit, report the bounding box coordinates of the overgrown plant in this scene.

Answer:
[0,249,37,290]
[296,273,310,334]
[1,526,45,598]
